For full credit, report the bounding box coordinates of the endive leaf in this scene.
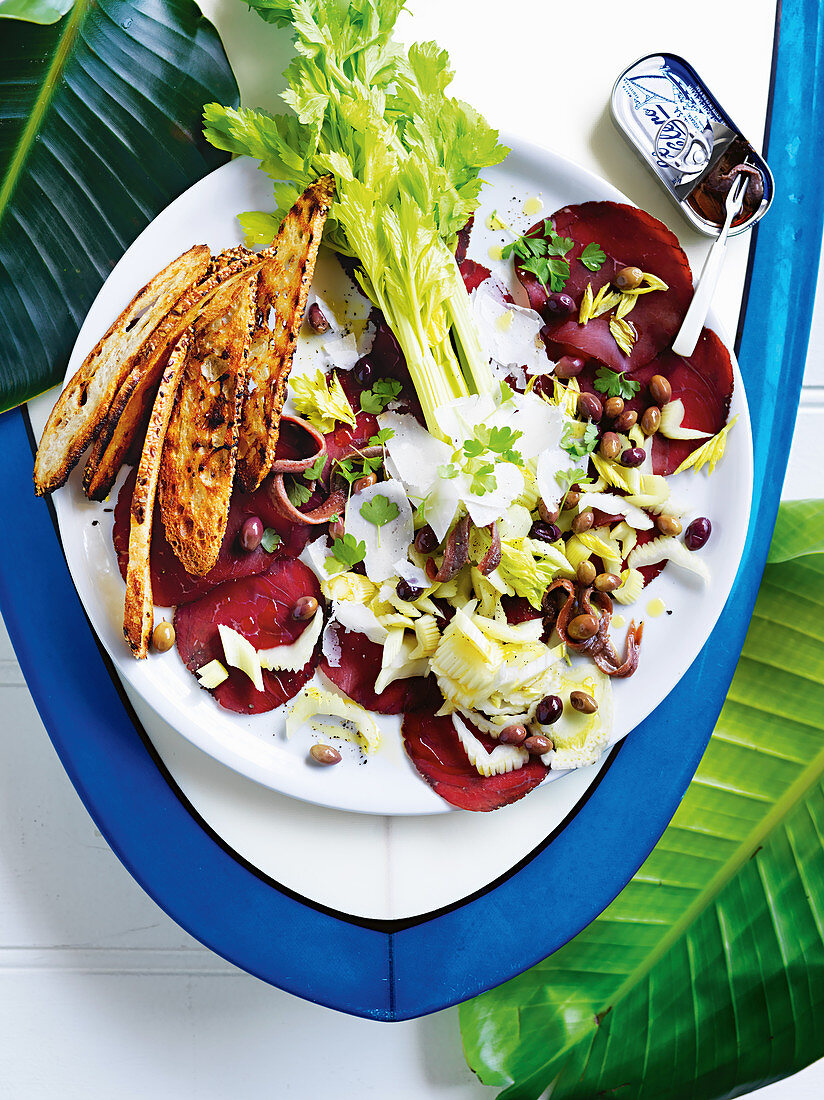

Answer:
[460,499,824,1100]
[0,0,238,412]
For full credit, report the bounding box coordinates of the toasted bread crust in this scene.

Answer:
[236,175,334,492]
[33,245,210,496]
[158,274,256,577]
[123,330,192,658]
[83,250,263,502]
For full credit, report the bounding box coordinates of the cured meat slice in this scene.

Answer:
[319,622,441,715]
[649,328,734,475]
[402,710,549,811]
[174,560,321,714]
[459,258,492,294]
[113,420,318,607]
[516,202,692,373]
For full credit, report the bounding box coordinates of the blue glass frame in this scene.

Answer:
[1,0,822,1022]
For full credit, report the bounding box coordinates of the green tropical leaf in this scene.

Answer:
[0,0,238,412]
[460,499,824,1100]
[0,0,73,25]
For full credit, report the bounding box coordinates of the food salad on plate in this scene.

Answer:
[33,0,737,811]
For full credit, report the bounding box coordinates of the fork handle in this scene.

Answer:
[672,233,729,358]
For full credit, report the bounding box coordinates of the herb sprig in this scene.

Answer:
[593,365,641,401]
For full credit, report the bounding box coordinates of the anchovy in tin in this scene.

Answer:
[611,53,773,237]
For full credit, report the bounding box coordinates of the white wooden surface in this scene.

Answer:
[3,0,824,1095]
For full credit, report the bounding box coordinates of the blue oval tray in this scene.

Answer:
[1,0,822,1021]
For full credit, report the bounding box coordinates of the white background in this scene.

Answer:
[2,0,823,1095]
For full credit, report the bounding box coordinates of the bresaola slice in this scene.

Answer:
[649,329,734,475]
[320,622,441,715]
[516,202,692,373]
[174,559,321,714]
[402,710,549,811]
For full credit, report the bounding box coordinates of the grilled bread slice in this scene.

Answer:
[33,245,210,495]
[83,248,262,502]
[158,273,256,577]
[123,330,192,658]
[236,175,335,492]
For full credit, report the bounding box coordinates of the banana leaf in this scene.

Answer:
[460,498,824,1100]
[0,0,238,412]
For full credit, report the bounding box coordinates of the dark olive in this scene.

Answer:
[535,694,563,725]
[562,490,580,510]
[621,447,646,468]
[570,690,598,715]
[353,473,377,493]
[293,596,319,621]
[414,525,438,554]
[567,614,599,640]
[530,521,561,544]
[594,572,621,593]
[685,517,712,550]
[615,266,643,290]
[554,354,585,379]
[152,621,175,653]
[310,744,342,766]
[538,499,560,524]
[353,356,374,387]
[397,578,423,602]
[604,396,624,419]
[499,724,528,745]
[571,510,594,535]
[307,302,330,333]
[239,516,264,552]
[649,374,672,406]
[576,560,597,586]
[641,406,661,435]
[657,514,682,537]
[614,409,638,432]
[524,734,553,755]
[600,431,621,461]
[544,292,576,319]
[577,392,603,421]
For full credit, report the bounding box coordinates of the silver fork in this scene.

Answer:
[672,171,749,358]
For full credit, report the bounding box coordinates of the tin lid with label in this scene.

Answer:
[611,53,773,237]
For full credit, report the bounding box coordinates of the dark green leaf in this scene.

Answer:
[325,533,366,572]
[285,476,312,507]
[460,499,824,1100]
[579,242,606,271]
[592,365,641,400]
[0,0,238,411]
[302,452,327,481]
[260,528,281,553]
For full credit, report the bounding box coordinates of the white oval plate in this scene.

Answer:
[47,140,752,816]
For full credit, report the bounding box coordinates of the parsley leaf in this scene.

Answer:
[555,466,594,496]
[580,242,606,271]
[336,453,382,486]
[359,378,403,414]
[368,428,395,447]
[285,477,313,507]
[485,425,524,465]
[325,533,367,573]
[302,452,327,481]
[501,220,575,292]
[561,421,599,460]
[470,461,497,496]
[437,462,460,480]
[462,438,485,459]
[592,365,641,400]
[359,494,400,529]
[260,528,282,553]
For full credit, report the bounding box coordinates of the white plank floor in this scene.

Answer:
[4,1,824,1095]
